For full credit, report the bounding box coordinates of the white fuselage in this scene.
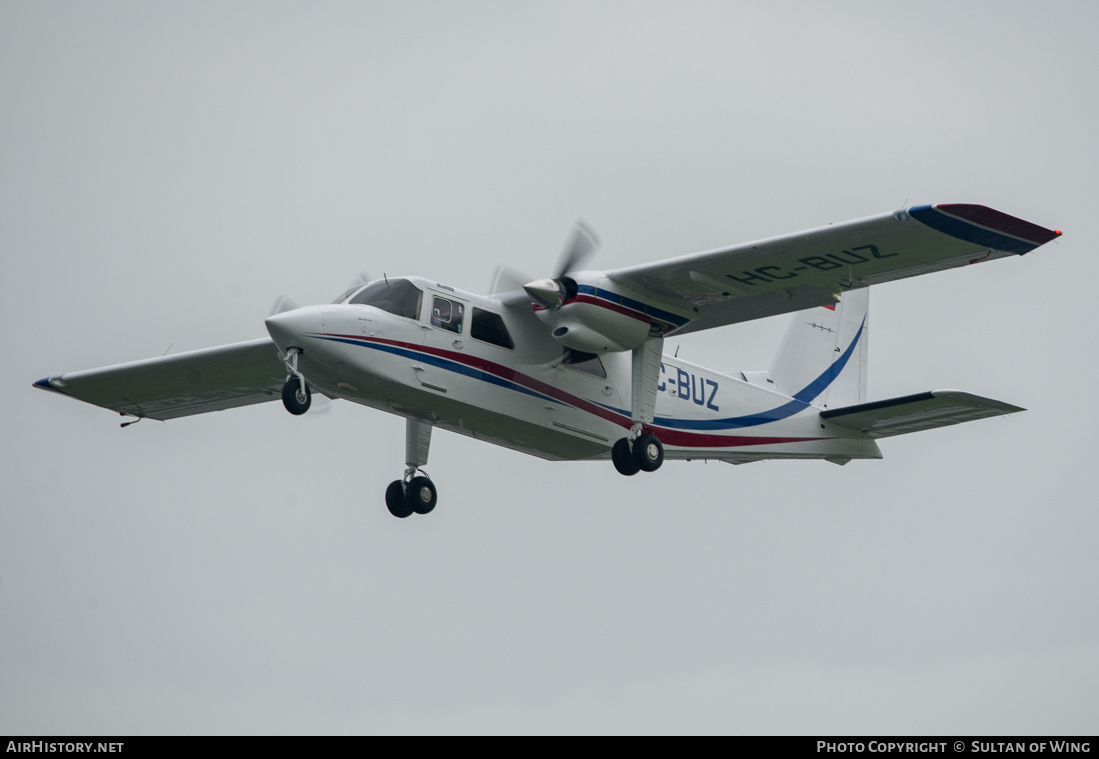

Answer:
[264,277,881,464]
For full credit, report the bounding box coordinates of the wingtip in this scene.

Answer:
[33,376,66,394]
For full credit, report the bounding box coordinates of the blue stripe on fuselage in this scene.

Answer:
[313,334,561,405]
[644,314,866,430]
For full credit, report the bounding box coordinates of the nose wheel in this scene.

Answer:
[279,347,312,415]
[281,376,311,415]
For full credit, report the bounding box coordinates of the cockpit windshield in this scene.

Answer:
[331,285,365,304]
[348,279,423,320]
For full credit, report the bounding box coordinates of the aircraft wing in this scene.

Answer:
[820,390,1025,438]
[33,338,287,421]
[607,204,1060,335]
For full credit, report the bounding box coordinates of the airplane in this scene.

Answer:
[34,203,1060,518]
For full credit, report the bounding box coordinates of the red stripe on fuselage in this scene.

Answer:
[315,332,822,449]
[567,294,650,322]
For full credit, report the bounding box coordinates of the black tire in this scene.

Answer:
[612,438,641,476]
[386,480,413,518]
[406,476,437,515]
[632,433,664,472]
[281,376,311,415]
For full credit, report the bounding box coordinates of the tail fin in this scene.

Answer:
[769,288,869,409]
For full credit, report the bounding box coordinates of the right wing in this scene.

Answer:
[820,390,1025,438]
[606,204,1060,335]
[34,338,287,421]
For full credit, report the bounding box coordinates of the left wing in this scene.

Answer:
[34,338,286,421]
[607,204,1060,335]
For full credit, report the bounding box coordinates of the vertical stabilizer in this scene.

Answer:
[769,288,869,409]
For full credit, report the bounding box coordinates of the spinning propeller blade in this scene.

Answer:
[268,295,301,317]
[554,219,600,279]
[522,220,601,310]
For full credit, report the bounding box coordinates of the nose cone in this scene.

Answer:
[265,307,323,352]
[523,278,566,309]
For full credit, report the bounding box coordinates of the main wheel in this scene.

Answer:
[612,438,641,476]
[281,376,311,415]
[385,480,413,518]
[632,433,664,472]
[406,476,437,515]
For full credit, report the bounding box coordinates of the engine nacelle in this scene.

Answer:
[535,299,652,353]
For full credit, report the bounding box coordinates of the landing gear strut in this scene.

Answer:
[386,418,438,519]
[611,335,665,476]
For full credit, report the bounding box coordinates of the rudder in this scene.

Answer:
[768,288,869,409]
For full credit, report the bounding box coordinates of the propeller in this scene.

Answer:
[523,220,601,310]
[268,295,301,316]
[554,219,600,280]
[489,265,531,296]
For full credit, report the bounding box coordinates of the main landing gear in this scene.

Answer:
[385,473,437,519]
[611,432,664,476]
[386,417,438,519]
[611,334,665,476]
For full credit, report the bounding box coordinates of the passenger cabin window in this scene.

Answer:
[431,296,464,333]
[562,348,606,378]
[470,308,514,349]
[349,279,423,320]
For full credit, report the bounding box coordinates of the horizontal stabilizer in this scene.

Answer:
[820,390,1024,438]
[33,338,286,421]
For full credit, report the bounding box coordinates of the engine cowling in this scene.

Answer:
[524,277,653,353]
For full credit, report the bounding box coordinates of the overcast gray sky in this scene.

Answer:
[3,0,1097,735]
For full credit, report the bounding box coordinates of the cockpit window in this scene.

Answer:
[349,279,423,320]
[562,348,606,378]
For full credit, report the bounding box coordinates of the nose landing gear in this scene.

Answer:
[279,347,312,415]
